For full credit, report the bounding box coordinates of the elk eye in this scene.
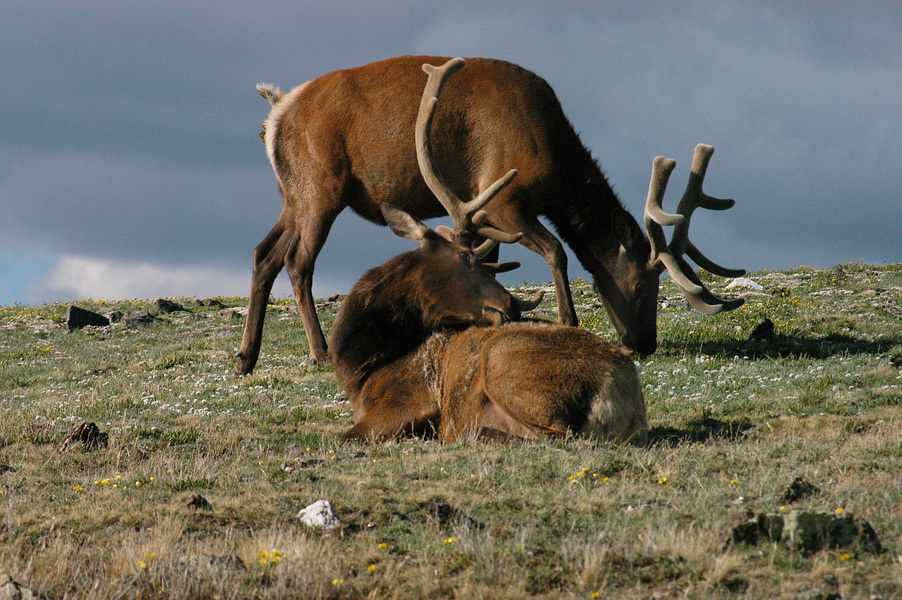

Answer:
[458,251,473,267]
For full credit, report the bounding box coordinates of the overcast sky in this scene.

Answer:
[1,1,900,306]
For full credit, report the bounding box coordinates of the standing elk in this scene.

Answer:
[238,55,743,374]
[330,59,648,445]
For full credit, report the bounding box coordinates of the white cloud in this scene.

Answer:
[26,255,283,303]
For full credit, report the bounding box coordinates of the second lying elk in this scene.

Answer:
[330,60,649,445]
[237,55,745,374]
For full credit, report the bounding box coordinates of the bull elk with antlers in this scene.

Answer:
[330,59,648,445]
[238,55,743,374]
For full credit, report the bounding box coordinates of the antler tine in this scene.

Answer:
[644,145,745,315]
[416,58,522,246]
[669,144,746,279]
[644,156,705,297]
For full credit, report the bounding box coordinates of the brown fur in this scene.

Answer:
[329,210,648,446]
[238,55,664,374]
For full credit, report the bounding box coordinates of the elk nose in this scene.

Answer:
[482,307,509,326]
[623,334,656,357]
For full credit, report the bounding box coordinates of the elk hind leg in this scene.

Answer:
[284,207,342,365]
[580,360,649,446]
[237,217,295,375]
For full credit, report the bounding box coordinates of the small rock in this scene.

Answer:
[0,571,37,600]
[198,298,226,308]
[728,511,784,546]
[726,277,763,291]
[155,298,186,313]
[123,311,160,328]
[218,309,242,320]
[858,289,878,298]
[59,422,108,452]
[298,499,342,529]
[749,318,775,341]
[187,494,213,511]
[67,305,110,330]
[780,476,820,504]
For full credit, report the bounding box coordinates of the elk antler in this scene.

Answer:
[644,144,745,314]
[416,58,522,257]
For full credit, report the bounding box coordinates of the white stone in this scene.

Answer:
[726,277,763,291]
[297,499,341,529]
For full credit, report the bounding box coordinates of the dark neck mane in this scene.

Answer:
[329,253,431,395]
[545,139,628,275]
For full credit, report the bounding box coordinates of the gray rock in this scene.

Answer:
[726,277,763,291]
[0,571,37,600]
[154,298,187,313]
[123,311,160,328]
[67,305,110,330]
[298,499,342,529]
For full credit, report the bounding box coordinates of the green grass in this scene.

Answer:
[1,267,901,598]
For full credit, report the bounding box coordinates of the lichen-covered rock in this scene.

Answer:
[783,510,882,554]
[728,510,881,554]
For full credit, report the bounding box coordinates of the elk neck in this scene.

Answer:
[544,150,630,278]
[329,252,435,395]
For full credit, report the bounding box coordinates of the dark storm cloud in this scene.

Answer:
[1,1,900,304]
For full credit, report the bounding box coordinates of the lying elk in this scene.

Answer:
[238,55,743,373]
[331,60,648,445]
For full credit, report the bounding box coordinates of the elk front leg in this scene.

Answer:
[237,218,294,375]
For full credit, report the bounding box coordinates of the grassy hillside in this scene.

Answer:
[1,263,900,599]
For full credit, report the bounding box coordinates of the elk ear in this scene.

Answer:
[382,204,431,244]
[611,209,644,251]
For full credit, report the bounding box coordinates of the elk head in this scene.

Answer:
[600,144,745,355]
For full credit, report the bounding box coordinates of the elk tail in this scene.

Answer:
[256,83,284,106]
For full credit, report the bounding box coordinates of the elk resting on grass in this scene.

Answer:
[329,59,648,445]
[237,55,744,373]
[330,204,648,445]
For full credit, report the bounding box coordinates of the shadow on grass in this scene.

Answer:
[660,333,901,361]
[648,416,755,446]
